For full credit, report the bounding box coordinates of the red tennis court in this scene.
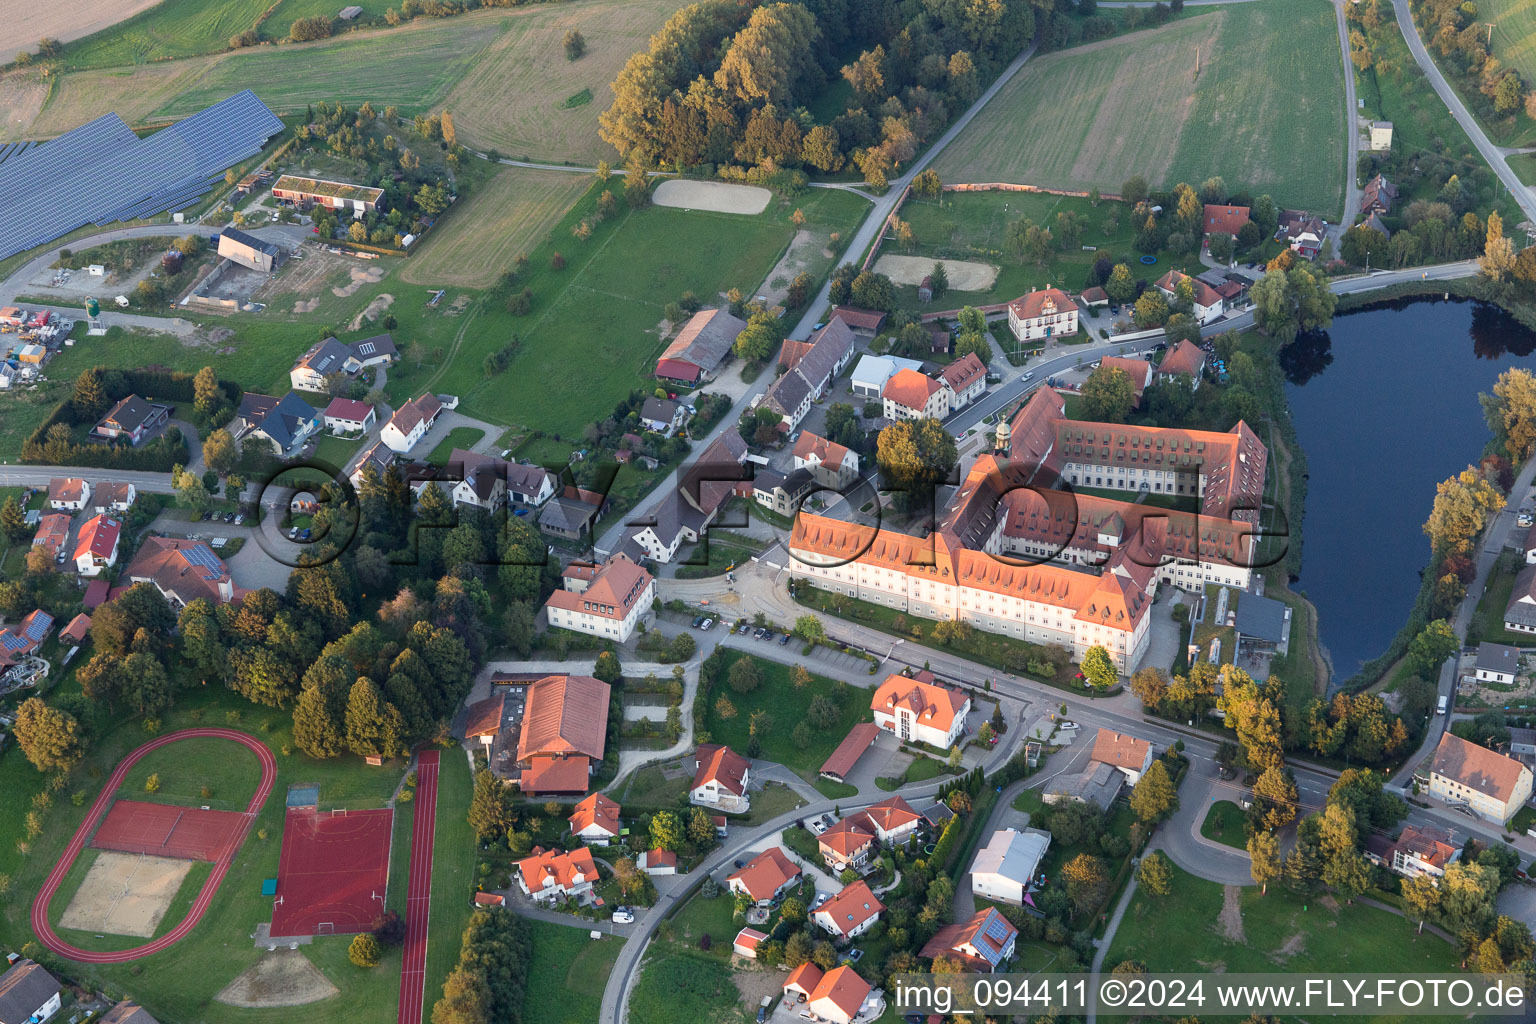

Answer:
[91,800,250,862]
[271,806,393,938]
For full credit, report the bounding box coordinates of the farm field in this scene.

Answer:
[0,0,162,66]
[1102,865,1463,1024]
[402,165,591,288]
[1487,0,1536,83]
[891,190,1191,309]
[0,686,418,1024]
[442,0,687,164]
[931,0,1346,216]
[383,183,867,438]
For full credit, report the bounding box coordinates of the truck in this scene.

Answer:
[1437,695,1448,715]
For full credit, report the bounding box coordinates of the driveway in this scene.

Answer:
[1140,590,1187,674]
[142,511,293,593]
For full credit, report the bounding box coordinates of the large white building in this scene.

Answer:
[869,671,971,748]
[1427,733,1533,824]
[970,827,1051,905]
[1007,288,1077,342]
[543,555,655,644]
[882,368,949,421]
[787,388,1266,671]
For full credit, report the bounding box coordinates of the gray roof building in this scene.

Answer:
[1233,591,1287,645]
[1043,760,1124,810]
[1476,642,1522,678]
[0,959,60,1024]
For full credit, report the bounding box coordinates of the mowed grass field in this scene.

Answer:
[933,0,1346,215]
[442,0,686,164]
[402,165,590,288]
[1487,0,1536,90]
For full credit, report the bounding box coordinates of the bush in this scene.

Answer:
[290,15,334,41]
[348,933,381,967]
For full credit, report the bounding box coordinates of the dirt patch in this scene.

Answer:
[652,179,771,215]
[1318,894,1340,913]
[1275,932,1306,959]
[445,294,470,316]
[730,963,783,1009]
[332,265,385,298]
[349,292,395,332]
[0,0,164,66]
[293,298,319,314]
[1217,884,1245,943]
[216,949,338,1008]
[59,851,192,938]
[758,229,820,307]
[874,254,999,291]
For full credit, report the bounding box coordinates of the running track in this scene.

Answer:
[396,750,439,1024]
[31,728,276,963]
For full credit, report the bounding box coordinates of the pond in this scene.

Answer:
[1281,295,1536,682]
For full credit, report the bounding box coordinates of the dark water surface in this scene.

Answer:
[1282,296,1536,679]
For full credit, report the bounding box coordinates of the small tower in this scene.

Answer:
[993,417,1011,455]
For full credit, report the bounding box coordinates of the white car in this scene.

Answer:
[612,908,635,924]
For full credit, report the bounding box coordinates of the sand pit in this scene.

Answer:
[652,179,771,215]
[332,265,385,298]
[216,950,338,1008]
[874,254,999,291]
[59,851,193,938]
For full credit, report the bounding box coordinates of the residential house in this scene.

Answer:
[460,693,512,755]
[733,928,768,958]
[794,432,859,491]
[812,880,884,941]
[784,963,824,1003]
[124,538,239,607]
[539,485,611,542]
[1197,268,1247,305]
[920,907,1018,972]
[544,553,656,643]
[1079,287,1109,311]
[58,614,90,646]
[323,397,376,434]
[753,466,815,517]
[233,391,321,457]
[1524,521,1536,564]
[763,367,816,434]
[0,610,54,669]
[1365,825,1461,882]
[939,352,988,410]
[1475,643,1521,686]
[778,318,857,397]
[1155,270,1224,325]
[349,440,400,489]
[1157,339,1207,388]
[1503,563,1536,635]
[272,174,382,213]
[292,337,354,391]
[870,670,971,748]
[1201,204,1250,240]
[48,478,90,511]
[1276,210,1327,258]
[637,848,677,875]
[1511,726,1536,757]
[94,394,169,446]
[97,1002,161,1024]
[218,227,282,272]
[90,482,137,515]
[691,743,751,813]
[1099,356,1153,407]
[817,797,923,872]
[380,393,445,453]
[726,847,800,903]
[0,959,61,1024]
[639,397,685,435]
[515,846,599,904]
[1361,173,1399,217]
[655,308,747,385]
[807,966,879,1024]
[349,333,397,369]
[1428,733,1534,823]
[882,368,949,420]
[31,514,70,557]
[1006,288,1078,342]
[850,354,924,399]
[443,450,510,511]
[1089,728,1154,785]
[569,792,621,844]
[73,514,121,576]
[1043,760,1124,809]
[515,674,611,796]
[1370,120,1394,149]
[969,827,1051,905]
[620,432,749,564]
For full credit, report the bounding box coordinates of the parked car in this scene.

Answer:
[233,513,245,525]
[700,618,715,631]
[299,528,312,541]
[692,616,705,628]
[736,623,750,635]
[733,859,747,869]
[612,908,635,924]
[778,633,790,646]
[288,526,300,539]
[753,627,766,640]
[761,630,774,643]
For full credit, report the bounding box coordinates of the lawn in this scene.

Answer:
[311,433,364,473]
[931,0,1346,216]
[522,920,623,1024]
[1471,562,1536,646]
[630,949,750,1024]
[1103,864,1463,1024]
[383,184,867,439]
[1198,800,1248,851]
[889,191,1191,307]
[665,886,740,958]
[422,749,477,1021]
[701,654,869,780]
[426,426,487,466]
[0,686,419,1024]
[115,735,266,812]
[609,763,691,809]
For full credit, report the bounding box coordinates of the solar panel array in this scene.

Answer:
[180,543,226,580]
[0,142,35,168]
[22,613,53,641]
[0,90,283,261]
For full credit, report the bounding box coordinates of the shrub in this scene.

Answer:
[290,15,334,41]
[348,933,381,967]
[145,773,160,793]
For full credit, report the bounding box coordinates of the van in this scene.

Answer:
[1436,695,1448,715]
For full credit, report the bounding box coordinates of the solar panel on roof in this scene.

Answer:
[181,544,225,578]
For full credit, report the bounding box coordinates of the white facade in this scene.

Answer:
[970,828,1050,906]
[545,576,656,644]
[1007,294,1078,342]
[49,480,90,511]
[325,408,376,433]
[871,698,968,749]
[381,418,428,453]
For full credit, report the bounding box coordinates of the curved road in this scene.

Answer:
[31,728,276,963]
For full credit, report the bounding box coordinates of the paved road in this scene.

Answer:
[397,749,440,1024]
[0,466,179,492]
[1390,0,1536,224]
[1333,0,1362,230]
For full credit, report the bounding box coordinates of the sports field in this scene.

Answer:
[402,166,590,288]
[932,0,1346,216]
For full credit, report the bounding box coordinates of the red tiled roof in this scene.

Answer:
[693,743,750,795]
[794,431,851,472]
[939,352,986,392]
[324,397,374,421]
[462,694,505,738]
[1202,204,1250,237]
[785,962,824,995]
[83,579,111,609]
[1098,356,1152,402]
[809,966,872,1022]
[517,675,611,761]
[519,755,592,794]
[1155,270,1223,310]
[74,514,120,562]
[545,555,653,623]
[387,393,443,436]
[814,880,883,936]
[871,671,969,732]
[516,845,598,892]
[654,358,702,383]
[726,847,800,901]
[1158,339,1206,378]
[1008,288,1074,321]
[1090,729,1150,771]
[60,613,91,644]
[124,537,234,605]
[569,792,621,836]
[734,927,768,951]
[642,847,677,868]
[820,722,880,779]
[882,367,941,410]
[32,513,70,554]
[830,307,886,331]
[1431,733,1529,804]
[49,477,86,503]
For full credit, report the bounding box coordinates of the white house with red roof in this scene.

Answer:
[544,553,655,644]
[380,393,445,453]
[938,352,988,410]
[882,368,948,421]
[323,397,376,434]
[812,880,884,940]
[920,907,1018,971]
[809,966,880,1024]
[870,670,971,748]
[793,431,859,490]
[726,847,800,903]
[637,848,677,875]
[1154,270,1224,325]
[568,792,621,844]
[817,796,924,872]
[1006,288,1077,342]
[515,846,599,903]
[73,515,121,576]
[691,743,751,812]
[1089,728,1154,784]
[1157,339,1208,388]
[48,478,90,512]
[32,513,70,557]
[733,927,768,958]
